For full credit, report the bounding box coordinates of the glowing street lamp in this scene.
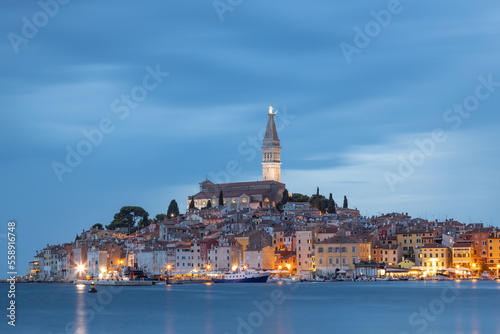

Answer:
[77,264,86,280]
[166,264,172,284]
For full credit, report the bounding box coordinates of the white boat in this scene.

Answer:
[212,267,270,283]
[283,275,300,283]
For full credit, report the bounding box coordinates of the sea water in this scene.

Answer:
[1,281,499,334]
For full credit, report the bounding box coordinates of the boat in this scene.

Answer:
[305,277,325,282]
[283,275,300,283]
[212,267,270,283]
[437,270,454,281]
[88,282,98,293]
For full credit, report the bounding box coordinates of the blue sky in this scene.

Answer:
[1,0,500,276]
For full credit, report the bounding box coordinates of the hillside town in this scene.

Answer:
[26,107,500,282]
[27,197,500,282]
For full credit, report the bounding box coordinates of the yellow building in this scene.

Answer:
[417,243,451,275]
[235,236,249,260]
[451,240,473,269]
[396,228,429,257]
[313,236,367,275]
[488,234,500,270]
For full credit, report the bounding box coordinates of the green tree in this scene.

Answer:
[259,201,263,208]
[292,193,310,202]
[343,195,348,209]
[167,200,180,218]
[327,193,336,214]
[280,189,290,206]
[189,197,196,211]
[314,187,320,209]
[92,223,103,230]
[107,206,149,234]
[206,199,212,209]
[219,191,224,207]
[155,214,167,222]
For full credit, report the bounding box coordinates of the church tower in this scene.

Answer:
[262,106,281,182]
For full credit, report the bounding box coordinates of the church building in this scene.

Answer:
[188,106,286,210]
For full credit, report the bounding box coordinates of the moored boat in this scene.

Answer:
[212,268,270,283]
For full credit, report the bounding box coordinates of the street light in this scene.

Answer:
[166,264,172,285]
[77,264,85,280]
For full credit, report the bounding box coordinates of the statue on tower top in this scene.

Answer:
[268,105,277,115]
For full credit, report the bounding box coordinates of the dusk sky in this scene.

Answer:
[2,1,500,276]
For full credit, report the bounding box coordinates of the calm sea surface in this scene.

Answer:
[1,281,499,334]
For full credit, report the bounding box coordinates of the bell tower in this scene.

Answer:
[262,106,281,182]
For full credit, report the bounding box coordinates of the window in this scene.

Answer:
[342,257,347,265]
[335,247,340,253]
[319,258,323,265]
[341,247,346,253]
[336,257,339,265]
[328,247,333,253]
[329,257,333,265]
[352,247,356,253]
[318,247,324,254]
[352,257,356,264]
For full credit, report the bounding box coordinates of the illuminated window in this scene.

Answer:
[241,198,247,203]
[264,198,269,202]
[231,199,236,203]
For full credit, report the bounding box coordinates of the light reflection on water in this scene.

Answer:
[4,281,500,334]
[75,284,88,334]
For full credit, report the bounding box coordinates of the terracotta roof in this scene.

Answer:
[316,236,359,245]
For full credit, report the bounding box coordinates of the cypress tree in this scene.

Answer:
[314,187,320,210]
[219,191,224,207]
[343,195,348,209]
[167,200,180,217]
[327,193,336,214]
